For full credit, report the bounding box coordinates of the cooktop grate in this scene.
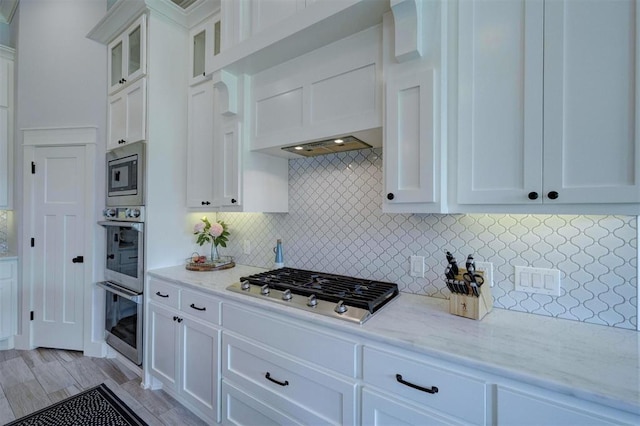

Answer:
[239,267,399,314]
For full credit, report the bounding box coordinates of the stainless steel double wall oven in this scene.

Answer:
[98,141,145,365]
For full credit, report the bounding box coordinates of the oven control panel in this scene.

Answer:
[103,206,145,222]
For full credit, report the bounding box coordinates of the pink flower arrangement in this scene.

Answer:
[193,217,229,247]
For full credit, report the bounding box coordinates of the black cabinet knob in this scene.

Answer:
[122,78,126,83]
[548,191,559,200]
[231,198,237,204]
[528,191,539,200]
[387,193,394,200]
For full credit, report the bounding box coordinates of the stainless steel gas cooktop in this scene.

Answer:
[226,268,399,324]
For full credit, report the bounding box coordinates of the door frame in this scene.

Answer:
[18,126,98,355]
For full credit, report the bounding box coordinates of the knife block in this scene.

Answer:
[447,270,493,320]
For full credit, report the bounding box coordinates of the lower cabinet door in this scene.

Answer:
[362,388,466,426]
[222,380,301,426]
[180,317,219,423]
[148,303,179,392]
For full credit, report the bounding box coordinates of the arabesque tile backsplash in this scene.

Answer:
[218,148,638,330]
[0,210,7,253]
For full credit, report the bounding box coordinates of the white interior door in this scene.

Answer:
[31,145,86,350]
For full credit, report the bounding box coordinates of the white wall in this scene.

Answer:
[14,0,107,350]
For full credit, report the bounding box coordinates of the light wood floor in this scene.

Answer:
[0,348,208,425]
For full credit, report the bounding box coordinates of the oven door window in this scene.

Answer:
[106,225,140,279]
[105,292,139,350]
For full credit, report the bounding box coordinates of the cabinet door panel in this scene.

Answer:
[385,70,435,204]
[125,79,146,145]
[107,93,126,150]
[181,318,219,421]
[213,121,240,207]
[186,82,215,207]
[0,262,16,339]
[148,304,178,391]
[543,0,640,203]
[457,0,543,204]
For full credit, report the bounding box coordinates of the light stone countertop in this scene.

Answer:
[148,264,640,415]
[0,253,17,261]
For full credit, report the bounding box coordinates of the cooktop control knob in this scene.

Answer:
[307,294,318,307]
[282,289,292,301]
[240,280,250,291]
[334,300,348,314]
[103,208,116,218]
[126,208,141,218]
[261,284,270,295]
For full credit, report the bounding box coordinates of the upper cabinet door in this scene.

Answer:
[543,0,640,204]
[108,15,147,95]
[189,14,222,86]
[457,0,544,205]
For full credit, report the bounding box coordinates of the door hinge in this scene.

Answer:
[30,311,34,321]
[31,162,36,174]
[30,238,35,247]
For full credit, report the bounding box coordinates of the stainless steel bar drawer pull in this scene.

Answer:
[396,374,438,394]
[265,372,289,387]
[155,291,169,298]
[190,303,206,311]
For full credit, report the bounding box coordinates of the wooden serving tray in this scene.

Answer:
[185,260,235,272]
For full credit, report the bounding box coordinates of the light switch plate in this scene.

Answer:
[243,239,251,255]
[515,266,561,296]
[410,255,424,278]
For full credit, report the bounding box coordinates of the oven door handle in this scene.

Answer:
[98,221,144,232]
[97,281,142,304]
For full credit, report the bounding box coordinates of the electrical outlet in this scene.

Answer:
[243,239,251,255]
[410,256,425,278]
[515,266,561,296]
[475,261,494,288]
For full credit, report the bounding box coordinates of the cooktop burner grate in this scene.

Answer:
[239,268,399,314]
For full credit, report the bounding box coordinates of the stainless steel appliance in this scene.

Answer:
[106,141,145,207]
[97,281,143,365]
[98,219,144,293]
[98,208,145,365]
[227,268,399,324]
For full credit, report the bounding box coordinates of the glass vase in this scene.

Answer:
[210,243,220,261]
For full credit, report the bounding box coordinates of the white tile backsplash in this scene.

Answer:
[217,148,638,330]
[0,211,7,253]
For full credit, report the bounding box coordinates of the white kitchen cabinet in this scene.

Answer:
[0,260,17,347]
[107,77,146,151]
[221,380,301,425]
[455,0,640,213]
[186,81,216,208]
[222,331,357,425]
[496,383,639,426]
[221,303,358,425]
[147,278,221,424]
[189,14,221,86]
[381,5,446,214]
[362,345,488,425]
[362,388,465,426]
[0,47,13,209]
[108,14,146,95]
[186,72,288,212]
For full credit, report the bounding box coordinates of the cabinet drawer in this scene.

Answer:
[222,303,358,377]
[180,289,220,325]
[222,333,356,425]
[148,278,179,309]
[363,346,487,424]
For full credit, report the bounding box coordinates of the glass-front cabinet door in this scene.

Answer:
[189,14,221,85]
[108,14,147,94]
